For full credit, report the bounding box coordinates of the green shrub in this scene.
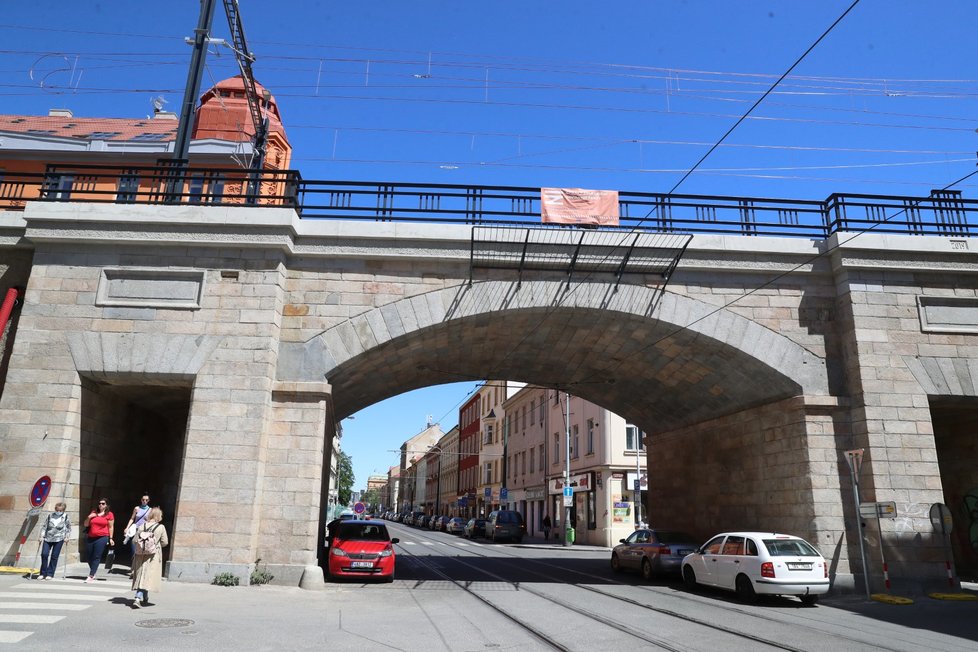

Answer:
[212,572,239,587]
[250,567,274,585]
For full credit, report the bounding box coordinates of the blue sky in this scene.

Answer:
[3,1,977,488]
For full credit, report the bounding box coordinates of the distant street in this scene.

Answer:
[1,521,976,651]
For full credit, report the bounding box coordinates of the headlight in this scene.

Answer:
[330,547,349,557]
[378,546,394,557]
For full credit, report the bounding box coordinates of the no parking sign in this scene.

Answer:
[30,475,52,509]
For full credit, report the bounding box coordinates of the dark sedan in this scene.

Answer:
[611,529,699,580]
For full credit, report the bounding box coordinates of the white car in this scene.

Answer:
[681,532,829,605]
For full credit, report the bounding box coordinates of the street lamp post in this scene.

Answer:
[564,391,573,547]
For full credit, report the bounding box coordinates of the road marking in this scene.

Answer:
[0,631,32,643]
[0,592,107,601]
[0,614,64,624]
[12,583,125,594]
[0,603,90,611]
[422,542,434,546]
[403,541,416,545]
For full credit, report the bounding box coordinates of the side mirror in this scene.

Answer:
[391,537,400,544]
[619,539,627,544]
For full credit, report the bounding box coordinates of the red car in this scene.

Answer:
[325,520,399,582]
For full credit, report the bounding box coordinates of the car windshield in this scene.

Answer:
[763,538,819,557]
[654,531,696,544]
[337,523,390,541]
[495,512,522,524]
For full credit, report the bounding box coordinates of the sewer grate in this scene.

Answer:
[135,618,195,629]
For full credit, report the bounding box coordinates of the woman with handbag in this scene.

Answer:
[38,502,71,580]
[83,499,114,583]
[131,506,168,608]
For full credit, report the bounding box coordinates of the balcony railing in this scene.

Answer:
[2,162,976,239]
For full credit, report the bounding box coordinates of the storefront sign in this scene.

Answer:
[525,487,546,501]
[548,472,593,495]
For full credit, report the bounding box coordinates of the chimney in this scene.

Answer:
[152,111,178,120]
[48,108,73,118]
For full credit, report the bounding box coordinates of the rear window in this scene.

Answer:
[495,511,522,524]
[337,523,390,541]
[762,538,819,557]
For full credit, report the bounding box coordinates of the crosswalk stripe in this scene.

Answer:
[0,592,108,601]
[0,631,33,643]
[0,615,64,624]
[12,583,125,594]
[403,542,416,545]
[0,603,90,611]
[422,542,434,546]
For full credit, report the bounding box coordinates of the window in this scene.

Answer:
[522,405,527,431]
[539,444,545,471]
[45,173,74,200]
[529,447,535,472]
[571,425,579,459]
[484,463,492,484]
[586,419,594,455]
[131,132,170,141]
[485,424,493,445]
[539,399,545,423]
[521,452,526,475]
[553,433,559,463]
[625,425,645,451]
[530,400,535,425]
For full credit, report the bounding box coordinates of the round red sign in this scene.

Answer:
[353,501,365,514]
[30,475,52,508]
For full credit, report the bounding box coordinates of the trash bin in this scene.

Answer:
[565,524,575,545]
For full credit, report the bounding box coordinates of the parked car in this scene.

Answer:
[446,517,467,535]
[325,519,399,582]
[681,532,829,605]
[486,510,525,543]
[417,515,432,529]
[611,529,699,580]
[430,515,444,530]
[464,518,487,539]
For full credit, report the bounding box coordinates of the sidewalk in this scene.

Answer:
[514,531,612,552]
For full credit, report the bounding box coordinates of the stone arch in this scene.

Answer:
[279,281,828,432]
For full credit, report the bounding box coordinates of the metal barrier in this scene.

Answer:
[2,163,976,238]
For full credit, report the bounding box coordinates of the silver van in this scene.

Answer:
[486,510,525,543]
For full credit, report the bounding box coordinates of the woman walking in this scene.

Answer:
[83,499,114,583]
[38,502,71,580]
[131,506,168,608]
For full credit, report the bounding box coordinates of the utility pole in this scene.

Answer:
[564,391,572,547]
[173,0,217,164]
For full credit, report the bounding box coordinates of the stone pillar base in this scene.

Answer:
[299,564,325,590]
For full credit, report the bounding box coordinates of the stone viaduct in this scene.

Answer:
[1,200,977,591]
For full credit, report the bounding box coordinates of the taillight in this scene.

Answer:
[331,547,348,557]
[823,563,828,579]
[378,545,394,558]
[761,562,775,578]
[658,546,671,555]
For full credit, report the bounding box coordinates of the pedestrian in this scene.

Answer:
[123,493,151,557]
[131,506,168,608]
[37,502,71,580]
[542,514,552,541]
[83,498,114,583]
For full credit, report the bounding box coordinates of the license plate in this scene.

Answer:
[787,562,812,570]
[351,561,374,568]
[677,549,693,556]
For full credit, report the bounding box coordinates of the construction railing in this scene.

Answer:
[2,163,976,239]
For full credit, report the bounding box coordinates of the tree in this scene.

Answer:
[337,450,354,506]
[361,488,381,512]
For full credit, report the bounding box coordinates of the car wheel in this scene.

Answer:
[611,554,622,573]
[736,574,757,603]
[641,558,654,581]
[682,566,697,588]
[800,594,818,606]
[383,575,394,584]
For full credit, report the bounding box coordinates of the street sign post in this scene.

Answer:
[930,502,956,587]
[842,449,871,599]
[562,486,573,507]
[353,501,365,515]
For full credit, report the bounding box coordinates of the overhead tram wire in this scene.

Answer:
[469,0,862,393]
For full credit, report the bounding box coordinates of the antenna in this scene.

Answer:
[151,96,167,113]
[426,414,433,427]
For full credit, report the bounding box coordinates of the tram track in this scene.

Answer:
[396,540,690,651]
[390,523,900,652]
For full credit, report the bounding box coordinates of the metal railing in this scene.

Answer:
[2,163,976,239]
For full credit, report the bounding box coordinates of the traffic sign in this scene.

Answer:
[484,487,491,498]
[500,487,508,501]
[29,475,52,508]
[563,486,573,497]
[353,501,365,514]
[562,486,573,507]
[930,503,953,534]
[859,501,897,519]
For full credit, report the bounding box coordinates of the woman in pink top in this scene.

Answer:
[83,499,114,583]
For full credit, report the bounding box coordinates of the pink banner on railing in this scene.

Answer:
[541,187,619,226]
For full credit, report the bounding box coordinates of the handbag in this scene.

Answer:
[104,547,115,570]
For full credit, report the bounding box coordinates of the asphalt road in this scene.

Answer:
[1,521,976,651]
